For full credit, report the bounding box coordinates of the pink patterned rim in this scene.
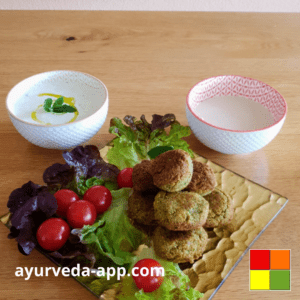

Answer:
[186,75,287,133]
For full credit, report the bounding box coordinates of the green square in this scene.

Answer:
[270,270,290,290]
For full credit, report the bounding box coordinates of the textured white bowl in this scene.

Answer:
[6,70,108,150]
[186,75,287,154]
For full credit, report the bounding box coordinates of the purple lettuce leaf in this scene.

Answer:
[7,182,57,255]
[7,181,45,214]
[151,113,176,131]
[43,163,75,192]
[123,115,152,133]
[62,145,120,185]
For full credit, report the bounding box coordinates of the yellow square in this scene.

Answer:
[250,270,270,290]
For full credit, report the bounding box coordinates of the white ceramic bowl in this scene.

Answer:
[186,75,287,154]
[6,70,109,150]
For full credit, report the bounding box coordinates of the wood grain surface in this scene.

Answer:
[0,11,299,300]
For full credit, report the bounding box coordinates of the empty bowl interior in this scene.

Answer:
[187,76,287,131]
[6,71,108,126]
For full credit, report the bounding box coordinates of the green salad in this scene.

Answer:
[6,113,202,299]
[108,114,194,169]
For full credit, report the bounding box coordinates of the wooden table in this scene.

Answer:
[0,11,299,300]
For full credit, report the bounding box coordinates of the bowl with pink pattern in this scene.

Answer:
[186,75,287,154]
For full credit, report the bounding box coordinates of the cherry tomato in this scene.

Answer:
[83,185,112,214]
[54,189,80,217]
[36,218,70,251]
[132,259,164,293]
[67,200,97,228]
[117,168,133,188]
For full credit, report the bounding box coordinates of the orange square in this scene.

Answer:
[270,250,290,270]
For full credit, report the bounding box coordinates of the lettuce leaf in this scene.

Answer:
[43,163,75,193]
[74,188,146,266]
[77,176,105,196]
[107,114,194,169]
[117,247,203,300]
[43,145,120,195]
[7,181,57,255]
[62,145,120,186]
[77,273,120,296]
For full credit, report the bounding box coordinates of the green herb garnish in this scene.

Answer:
[53,97,64,108]
[43,98,53,112]
[43,96,77,114]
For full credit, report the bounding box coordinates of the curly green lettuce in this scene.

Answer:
[107,114,194,169]
[73,188,146,266]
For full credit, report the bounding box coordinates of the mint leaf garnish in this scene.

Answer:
[42,96,77,114]
[52,97,64,108]
[43,98,53,112]
[52,105,77,113]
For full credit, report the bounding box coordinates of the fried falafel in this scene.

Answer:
[185,160,217,196]
[154,191,209,231]
[128,218,157,237]
[153,226,208,263]
[127,190,157,226]
[204,188,234,228]
[150,149,193,192]
[132,160,158,192]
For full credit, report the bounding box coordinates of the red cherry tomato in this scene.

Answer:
[36,218,70,251]
[83,186,112,214]
[67,200,97,228]
[132,259,164,293]
[117,168,133,188]
[54,189,80,217]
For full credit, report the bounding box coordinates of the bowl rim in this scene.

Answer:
[186,75,288,133]
[6,70,108,128]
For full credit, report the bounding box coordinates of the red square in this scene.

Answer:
[250,249,270,270]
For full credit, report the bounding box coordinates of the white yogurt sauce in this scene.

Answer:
[13,93,78,125]
[194,95,274,130]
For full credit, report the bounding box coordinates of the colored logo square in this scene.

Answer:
[270,250,290,270]
[250,249,270,270]
[270,270,290,290]
[250,270,270,290]
[249,249,291,291]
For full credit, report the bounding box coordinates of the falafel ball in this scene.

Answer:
[132,160,158,192]
[150,149,193,192]
[128,218,157,237]
[204,188,234,228]
[127,190,157,226]
[153,226,208,263]
[154,191,209,231]
[185,160,217,196]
